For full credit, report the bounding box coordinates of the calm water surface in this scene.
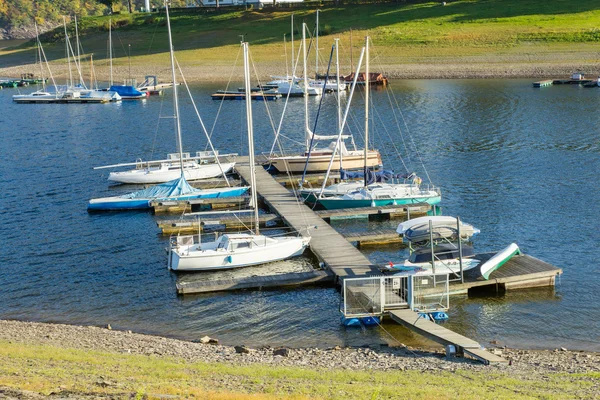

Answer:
[1,79,598,351]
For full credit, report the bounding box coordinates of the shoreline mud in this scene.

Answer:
[1,60,599,82]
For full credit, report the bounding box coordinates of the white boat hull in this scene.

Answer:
[169,234,310,271]
[108,162,236,184]
[269,151,382,173]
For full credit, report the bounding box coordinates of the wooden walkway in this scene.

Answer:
[389,309,507,364]
[342,229,405,246]
[157,213,282,235]
[236,162,380,278]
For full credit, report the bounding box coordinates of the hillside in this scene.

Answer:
[1,0,600,80]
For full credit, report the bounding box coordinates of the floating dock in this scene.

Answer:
[158,212,282,235]
[315,203,431,221]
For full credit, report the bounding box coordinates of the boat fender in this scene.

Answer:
[225,255,233,263]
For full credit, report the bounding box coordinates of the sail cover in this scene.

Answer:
[121,176,199,199]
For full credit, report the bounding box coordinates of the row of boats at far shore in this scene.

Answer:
[11,17,172,104]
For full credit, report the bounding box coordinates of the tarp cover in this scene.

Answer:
[122,176,198,199]
[340,169,415,183]
[110,85,144,97]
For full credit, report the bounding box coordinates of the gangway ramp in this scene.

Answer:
[389,309,507,364]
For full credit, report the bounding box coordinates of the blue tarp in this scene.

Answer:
[109,85,144,97]
[339,169,415,183]
[122,176,198,199]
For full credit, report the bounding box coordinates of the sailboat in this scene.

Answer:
[106,20,147,100]
[87,5,248,211]
[310,37,441,210]
[168,41,310,272]
[266,24,381,174]
[13,25,64,103]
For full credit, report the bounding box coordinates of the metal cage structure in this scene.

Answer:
[341,273,449,318]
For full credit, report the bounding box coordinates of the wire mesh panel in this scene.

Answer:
[410,274,449,312]
[383,276,410,308]
[342,277,384,317]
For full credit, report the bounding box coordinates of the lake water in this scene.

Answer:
[1,79,598,351]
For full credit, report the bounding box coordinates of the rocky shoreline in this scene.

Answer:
[1,319,599,377]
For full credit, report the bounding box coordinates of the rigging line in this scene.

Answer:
[174,55,231,187]
[249,50,279,156]
[369,45,432,183]
[383,86,414,171]
[300,44,335,186]
[388,89,432,184]
[208,45,243,145]
[268,36,304,157]
[371,100,411,174]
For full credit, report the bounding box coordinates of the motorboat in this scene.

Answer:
[388,243,480,275]
[397,216,480,241]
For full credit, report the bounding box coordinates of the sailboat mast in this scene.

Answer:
[363,36,369,189]
[291,14,294,78]
[243,42,259,235]
[303,23,310,151]
[335,38,342,170]
[284,34,288,79]
[75,15,82,87]
[315,10,319,78]
[35,24,45,91]
[165,2,185,174]
[109,19,113,86]
[63,18,73,88]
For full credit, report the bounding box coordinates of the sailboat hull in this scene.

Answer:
[87,186,249,211]
[107,162,236,184]
[268,151,382,173]
[170,236,309,271]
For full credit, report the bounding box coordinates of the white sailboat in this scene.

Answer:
[93,19,237,185]
[311,37,441,210]
[267,25,381,174]
[88,3,248,211]
[168,41,310,272]
[95,151,237,184]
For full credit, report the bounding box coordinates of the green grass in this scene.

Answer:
[0,340,598,399]
[2,0,600,73]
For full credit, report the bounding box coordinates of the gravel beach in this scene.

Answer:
[1,319,599,375]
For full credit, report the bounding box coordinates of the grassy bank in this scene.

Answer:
[1,0,600,80]
[0,340,596,399]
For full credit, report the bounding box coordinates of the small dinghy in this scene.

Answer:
[397,216,479,242]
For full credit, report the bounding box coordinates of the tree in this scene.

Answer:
[98,0,119,13]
